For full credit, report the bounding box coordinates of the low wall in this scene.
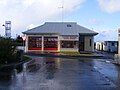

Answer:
[60,48,79,52]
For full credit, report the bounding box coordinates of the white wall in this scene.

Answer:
[60,48,78,52]
[96,42,103,51]
[118,29,120,64]
[84,36,94,52]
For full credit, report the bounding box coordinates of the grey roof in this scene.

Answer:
[104,41,118,43]
[23,22,98,36]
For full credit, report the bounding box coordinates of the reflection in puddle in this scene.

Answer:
[25,59,43,72]
[0,72,12,81]
[44,58,60,80]
[45,63,56,79]
[45,58,56,64]
[0,64,23,82]
[27,64,41,72]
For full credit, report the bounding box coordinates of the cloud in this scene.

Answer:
[88,19,103,26]
[97,0,120,13]
[0,0,85,37]
[26,24,36,30]
[95,28,118,41]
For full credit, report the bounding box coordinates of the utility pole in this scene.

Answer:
[58,0,64,22]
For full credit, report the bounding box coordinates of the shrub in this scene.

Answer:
[0,37,17,64]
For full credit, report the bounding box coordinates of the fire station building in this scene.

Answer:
[23,22,98,53]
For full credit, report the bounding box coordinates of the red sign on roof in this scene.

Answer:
[22,35,26,41]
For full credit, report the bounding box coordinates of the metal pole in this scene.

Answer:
[23,39,24,52]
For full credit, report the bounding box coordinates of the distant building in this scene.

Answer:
[3,21,11,38]
[96,41,118,53]
[103,41,118,52]
[96,42,104,51]
[23,22,98,53]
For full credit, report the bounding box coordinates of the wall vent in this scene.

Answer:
[67,24,72,27]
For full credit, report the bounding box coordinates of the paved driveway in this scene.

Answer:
[94,50,116,59]
[0,55,119,90]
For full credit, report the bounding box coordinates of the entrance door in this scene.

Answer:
[79,35,85,51]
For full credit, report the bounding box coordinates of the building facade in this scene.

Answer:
[23,22,98,53]
[96,41,118,53]
[103,41,118,52]
[118,29,120,64]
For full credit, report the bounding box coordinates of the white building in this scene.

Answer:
[103,41,118,52]
[96,41,118,53]
[96,42,103,51]
[23,22,98,53]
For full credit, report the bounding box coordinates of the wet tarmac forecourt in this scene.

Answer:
[0,56,120,90]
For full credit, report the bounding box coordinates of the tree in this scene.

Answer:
[15,35,23,46]
[0,37,16,64]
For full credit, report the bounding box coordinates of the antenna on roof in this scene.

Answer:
[58,0,64,23]
[92,27,94,30]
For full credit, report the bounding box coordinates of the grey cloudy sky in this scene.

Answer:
[0,0,85,37]
[0,0,120,41]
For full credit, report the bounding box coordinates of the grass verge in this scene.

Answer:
[58,52,98,57]
[23,55,31,61]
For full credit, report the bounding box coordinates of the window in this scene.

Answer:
[112,42,115,46]
[28,37,42,49]
[61,41,78,48]
[44,37,58,48]
[90,39,92,47]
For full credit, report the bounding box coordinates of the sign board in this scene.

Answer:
[60,36,78,41]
